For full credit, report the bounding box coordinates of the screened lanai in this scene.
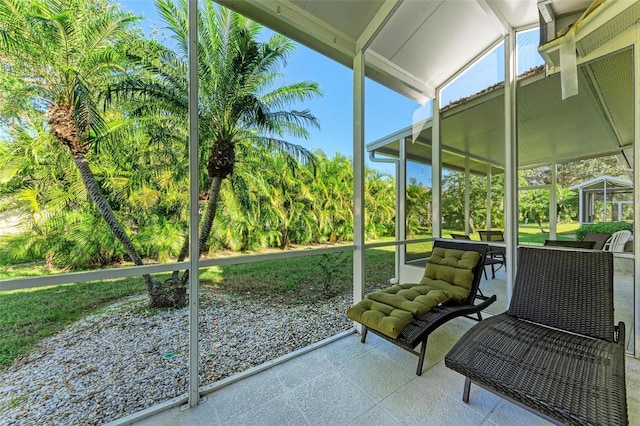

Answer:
[217,0,640,381]
[2,0,640,424]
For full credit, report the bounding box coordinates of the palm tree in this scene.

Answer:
[116,0,320,285]
[312,153,354,243]
[0,0,179,307]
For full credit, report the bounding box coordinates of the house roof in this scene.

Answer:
[216,0,640,174]
[216,0,609,103]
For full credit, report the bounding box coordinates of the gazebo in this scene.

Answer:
[569,175,634,225]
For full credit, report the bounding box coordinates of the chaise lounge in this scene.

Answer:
[347,239,496,375]
[445,246,628,425]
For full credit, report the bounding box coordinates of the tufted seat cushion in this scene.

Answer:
[347,248,481,338]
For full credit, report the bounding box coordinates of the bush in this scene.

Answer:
[575,221,632,241]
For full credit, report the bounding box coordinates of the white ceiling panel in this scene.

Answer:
[370,1,445,59]
[216,0,635,172]
[492,0,538,29]
[216,0,598,101]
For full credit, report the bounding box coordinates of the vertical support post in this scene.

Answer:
[549,163,558,239]
[504,31,517,306]
[187,0,200,408]
[352,50,365,309]
[398,137,407,276]
[633,25,640,357]
[486,168,493,230]
[603,181,608,221]
[431,91,442,239]
[464,157,471,235]
[578,186,584,226]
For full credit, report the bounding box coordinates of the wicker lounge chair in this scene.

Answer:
[445,247,628,425]
[348,239,495,375]
[583,232,611,250]
[543,239,596,249]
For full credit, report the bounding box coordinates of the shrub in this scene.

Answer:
[575,221,632,241]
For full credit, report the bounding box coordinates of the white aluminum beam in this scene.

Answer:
[504,31,518,306]
[357,0,403,52]
[352,50,365,310]
[187,0,200,409]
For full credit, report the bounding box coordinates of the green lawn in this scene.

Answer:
[0,248,395,369]
[0,224,583,369]
[0,277,146,367]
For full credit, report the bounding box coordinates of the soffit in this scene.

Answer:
[368,47,633,174]
[215,0,595,104]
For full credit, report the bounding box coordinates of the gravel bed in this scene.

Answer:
[0,291,353,425]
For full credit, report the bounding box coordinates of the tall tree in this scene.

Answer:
[115,0,320,286]
[0,0,178,306]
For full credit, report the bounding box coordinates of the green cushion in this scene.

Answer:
[420,248,480,292]
[347,299,413,339]
[368,285,449,317]
[346,248,481,339]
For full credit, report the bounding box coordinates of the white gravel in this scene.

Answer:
[0,291,353,425]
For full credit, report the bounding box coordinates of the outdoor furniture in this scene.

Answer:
[347,240,495,375]
[543,239,596,249]
[477,230,505,279]
[445,247,628,425]
[583,232,612,250]
[604,229,632,252]
[450,233,470,240]
[451,233,502,280]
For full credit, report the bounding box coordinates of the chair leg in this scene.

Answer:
[360,326,368,343]
[491,264,496,279]
[482,266,488,280]
[416,337,428,376]
[463,377,471,402]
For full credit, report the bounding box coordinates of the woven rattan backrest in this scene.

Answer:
[507,246,615,341]
[433,239,487,305]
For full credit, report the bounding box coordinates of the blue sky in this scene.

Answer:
[119,1,542,181]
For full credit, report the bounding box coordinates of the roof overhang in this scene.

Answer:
[368,46,633,175]
[215,1,639,175]
[215,0,598,104]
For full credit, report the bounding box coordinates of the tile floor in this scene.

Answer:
[133,316,640,426]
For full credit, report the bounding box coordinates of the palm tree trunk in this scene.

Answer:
[173,176,223,286]
[72,153,184,307]
[72,154,148,271]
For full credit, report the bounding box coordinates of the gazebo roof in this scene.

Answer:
[569,175,633,191]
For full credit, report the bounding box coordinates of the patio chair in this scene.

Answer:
[445,247,628,425]
[543,239,596,249]
[450,233,470,240]
[583,232,611,250]
[477,230,505,279]
[347,239,495,375]
[603,229,632,252]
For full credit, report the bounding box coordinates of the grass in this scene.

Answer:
[0,277,146,368]
[0,224,583,370]
[0,248,395,369]
[200,247,395,301]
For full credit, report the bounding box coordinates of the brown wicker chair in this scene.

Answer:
[543,239,596,249]
[583,232,611,250]
[356,239,496,375]
[445,247,628,425]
